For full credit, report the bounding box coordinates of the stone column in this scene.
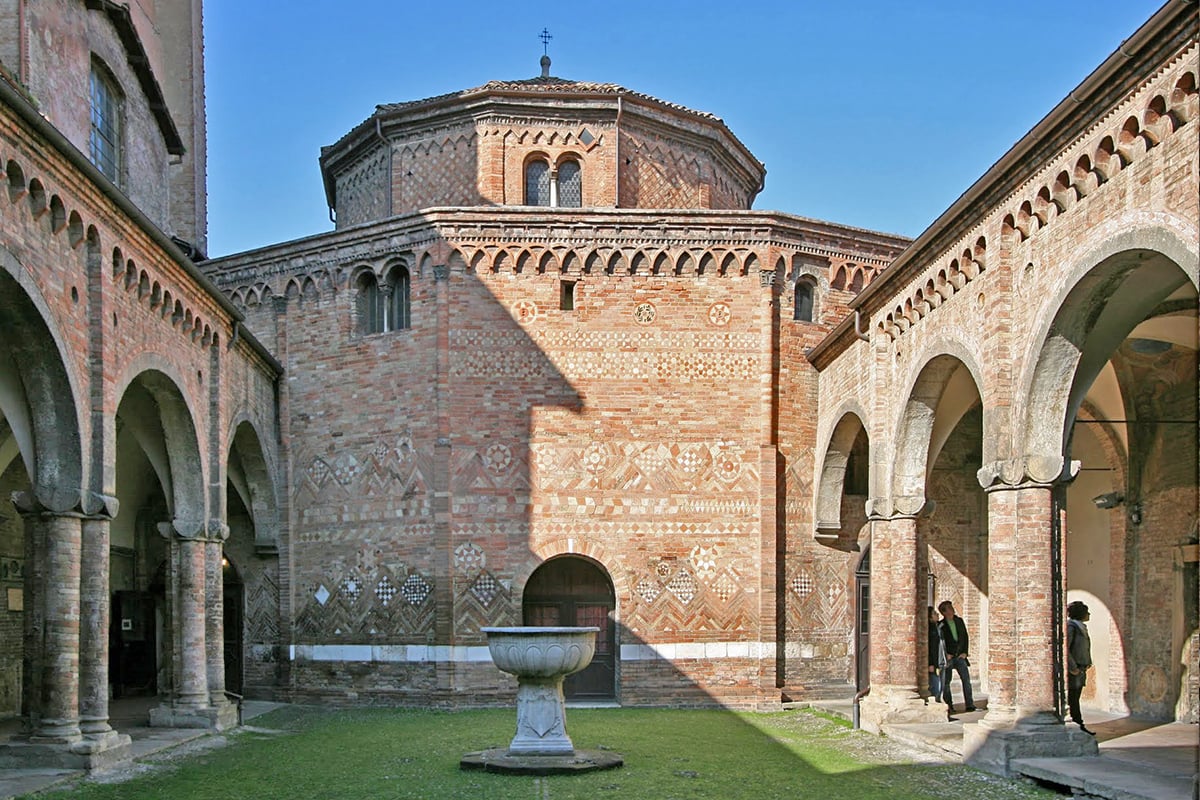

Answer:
[857,506,944,731]
[78,514,114,738]
[74,511,133,761]
[966,459,1096,775]
[176,534,209,710]
[21,509,83,743]
[204,522,238,733]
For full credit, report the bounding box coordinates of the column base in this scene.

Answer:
[963,720,1098,777]
[858,686,947,733]
[149,700,239,731]
[0,732,132,772]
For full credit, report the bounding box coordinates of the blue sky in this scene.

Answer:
[204,1,1168,257]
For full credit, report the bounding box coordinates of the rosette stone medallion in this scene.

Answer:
[460,627,624,774]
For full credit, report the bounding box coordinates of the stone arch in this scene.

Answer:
[0,244,84,509]
[890,351,985,513]
[1019,218,1198,470]
[225,418,280,552]
[114,364,207,531]
[814,409,870,535]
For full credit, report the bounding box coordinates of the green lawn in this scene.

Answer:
[31,707,1058,799]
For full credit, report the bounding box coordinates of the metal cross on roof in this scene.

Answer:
[539,28,553,56]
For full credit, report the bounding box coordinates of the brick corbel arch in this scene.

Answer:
[521,538,629,621]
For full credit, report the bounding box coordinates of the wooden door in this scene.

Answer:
[523,557,615,700]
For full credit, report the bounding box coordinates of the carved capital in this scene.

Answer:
[207,520,231,542]
[759,270,776,288]
[433,265,450,281]
[11,487,116,519]
[865,496,934,520]
[977,457,1079,491]
[157,519,207,540]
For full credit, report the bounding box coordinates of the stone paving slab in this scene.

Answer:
[1011,755,1194,800]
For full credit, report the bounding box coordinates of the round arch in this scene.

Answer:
[1018,218,1198,466]
[114,366,207,531]
[814,410,870,535]
[890,352,984,512]
[225,418,280,551]
[0,245,84,510]
[522,554,616,700]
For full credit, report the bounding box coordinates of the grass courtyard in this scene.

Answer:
[30,706,1059,800]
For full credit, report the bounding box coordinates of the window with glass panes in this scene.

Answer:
[89,63,122,184]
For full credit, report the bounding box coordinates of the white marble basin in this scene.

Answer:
[481,626,600,755]
[483,626,598,679]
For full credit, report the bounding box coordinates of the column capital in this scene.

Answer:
[865,496,934,520]
[156,519,208,540]
[10,488,118,519]
[977,457,1080,492]
[207,520,230,542]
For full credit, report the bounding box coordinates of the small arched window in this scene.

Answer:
[89,60,124,185]
[357,272,383,334]
[794,279,816,322]
[525,160,551,206]
[557,160,582,207]
[386,265,411,331]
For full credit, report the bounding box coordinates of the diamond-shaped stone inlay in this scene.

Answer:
[469,572,500,607]
[667,569,696,604]
[401,573,432,606]
[791,573,813,597]
[315,584,330,606]
[712,571,739,602]
[376,575,397,606]
[636,578,661,603]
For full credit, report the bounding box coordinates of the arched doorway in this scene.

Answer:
[523,556,616,700]
[854,548,870,691]
[223,557,243,695]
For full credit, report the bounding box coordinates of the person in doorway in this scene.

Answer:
[927,606,945,703]
[1067,600,1095,735]
[937,600,976,714]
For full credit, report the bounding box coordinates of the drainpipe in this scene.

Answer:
[615,95,623,208]
[853,309,870,342]
[18,0,28,84]
[852,686,870,729]
[375,116,392,217]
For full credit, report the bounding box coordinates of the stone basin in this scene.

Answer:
[482,626,597,755]
[483,626,598,680]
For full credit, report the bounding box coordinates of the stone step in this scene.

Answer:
[1011,755,1195,800]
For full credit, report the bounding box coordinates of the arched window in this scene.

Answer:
[386,265,411,331]
[794,279,816,322]
[525,160,551,206]
[89,60,124,185]
[557,159,582,207]
[356,272,383,334]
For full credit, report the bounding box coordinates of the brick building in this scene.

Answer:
[0,0,281,770]
[0,0,1196,780]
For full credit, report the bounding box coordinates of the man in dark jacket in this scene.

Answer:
[1067,600,1095,735]
[937,600,976,714]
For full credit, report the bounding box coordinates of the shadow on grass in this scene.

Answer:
[27,706,1059,800]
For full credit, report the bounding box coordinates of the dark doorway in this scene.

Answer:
[223,557,244,695]
[523,556,616,700]
[110,590,157,697]
[855,548,870,691]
